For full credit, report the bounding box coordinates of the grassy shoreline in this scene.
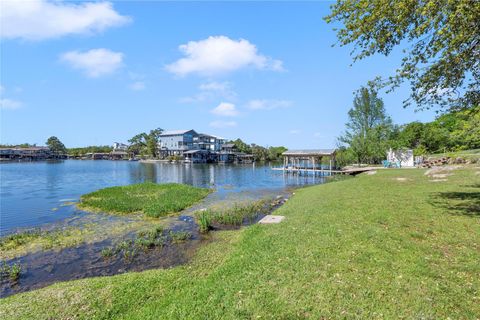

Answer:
[1,167,479,318]
[77,182,211,218]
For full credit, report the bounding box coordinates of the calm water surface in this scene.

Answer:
[0,160,326,235]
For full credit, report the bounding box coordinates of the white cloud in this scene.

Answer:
[0,99,23,110]
[209,120,237,128]
[129,81,145,91]
[180,81,237,103]
[246,99,292,110]
[289,129,301,135]
[0,0,130,41]
[60,49,124,78]
[166,35,284,76]
[211,102,239,117]
[0,85,4,94]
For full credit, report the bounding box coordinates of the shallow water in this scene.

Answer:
[1,160,327,235]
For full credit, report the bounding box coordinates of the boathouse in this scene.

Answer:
[281,149,337,174]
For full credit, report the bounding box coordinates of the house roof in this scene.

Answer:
[282,149,336,156]
[160,129,196,136]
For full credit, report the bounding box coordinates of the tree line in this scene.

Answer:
[337,83,480,166]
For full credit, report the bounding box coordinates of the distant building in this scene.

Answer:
[156,129,255,163]
[112,142,128,151]
[158,129,198,157]
[0,146,53,160]
[194,134,226,152]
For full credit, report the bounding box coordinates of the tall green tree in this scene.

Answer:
[325,0,480,112]
[339,83,393,164]
[146,128,163,158]
[231,138,252,154]
[128,128,163,158]
[128,133,148,156]
[46,136,67,156]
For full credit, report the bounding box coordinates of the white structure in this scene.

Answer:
[387,148,414,167]
[113,142,128,151]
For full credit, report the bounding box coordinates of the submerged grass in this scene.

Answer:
[99,225,191,261]
[2,167,479,319]
[78,183,211,218]
[0,219,157,260]
[0,227,91,260]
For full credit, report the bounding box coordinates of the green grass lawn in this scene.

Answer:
[77,182,211,218]
[1,167,479,319]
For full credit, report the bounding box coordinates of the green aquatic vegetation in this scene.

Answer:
[117,240,133,252]
[0,218,158,260]
[122,249,136,261]
[78,183,211,218]
[0,229,42,250]
[134,237,156,249]
[196,211,212,234]
[100,247,115,259]
[0,228,85,257]
[201,200,271,227]
[0,261,22,281]
[169,231,192,243]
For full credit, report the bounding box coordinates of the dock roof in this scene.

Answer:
[282,149,336,156]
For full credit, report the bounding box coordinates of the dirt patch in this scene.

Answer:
[424,166,459,176]
[431,174,452,179]
[430,179,448,182]
[394,177,410,182]
[366,171,377,175]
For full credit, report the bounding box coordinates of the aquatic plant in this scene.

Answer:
[196,211,212,234]
[169,231,192,243]
[122,249,136,261]
[134,237,156,249]
[0,261,22,281]
[100,247,115,258]
[117,240,133,252]
[78,183,211,218]
[0,228,42,250]
[201,200,271,227]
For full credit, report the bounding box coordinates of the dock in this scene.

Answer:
[276,149,380,176]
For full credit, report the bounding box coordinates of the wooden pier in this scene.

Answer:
[275,149,378,176]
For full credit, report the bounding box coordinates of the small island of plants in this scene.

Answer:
[78,182,211,218]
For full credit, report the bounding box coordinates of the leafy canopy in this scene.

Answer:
[325,0,480,111]
[46,136,66,155]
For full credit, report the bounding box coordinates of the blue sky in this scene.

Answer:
[0,1,436,149]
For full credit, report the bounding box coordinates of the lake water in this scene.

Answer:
[0,160,327,235]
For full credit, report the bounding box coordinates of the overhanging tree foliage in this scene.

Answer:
[325,0,480,111]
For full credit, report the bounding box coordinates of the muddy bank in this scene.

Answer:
[0,195,290,298]
[0,215,203,297]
